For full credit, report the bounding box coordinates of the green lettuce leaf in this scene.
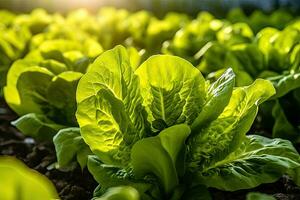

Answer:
[46,71,82,125]
[268,71,300,99]
[7,66,82,127]
[193,135,300,191]
[188,79,276,171]
[131,124,190,195]
[4,60,51,115]
[14,67,54,115]
[53,127,92,169]
[191,68,235,131]
[136,55,206,131]
[76,45,148,166]
[12,113,65,140]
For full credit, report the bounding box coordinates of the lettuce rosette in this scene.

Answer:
[75,46,300,200]
[4,38,103,140]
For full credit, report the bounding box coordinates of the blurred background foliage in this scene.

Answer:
[0,0,299,16]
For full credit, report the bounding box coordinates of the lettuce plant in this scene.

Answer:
[76,45,300,199]
[191,22,300,142]
[162,12,223,64]
[4,38,103,140]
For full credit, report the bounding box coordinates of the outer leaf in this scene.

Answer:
[136,55,206,131]
[76,45,148,166]
[53,127,92,169]
[17,68,54,115]
[191,68,235,131]
[12,113,65,140]
[47,71,82,125]
[4,62,54,115]
[193,135,300,191]
[188,79,275,171]
[268,71,300,99]
[131,124,191,195]
[0,157,58,200]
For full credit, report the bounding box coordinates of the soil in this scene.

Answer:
[1,97,300,200]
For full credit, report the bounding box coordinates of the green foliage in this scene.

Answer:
[136,54,206,131]
[77,46,300,199]
[131,124,190,195]
[162,13,222,64]
[12,113,65,140]
[190,135,300,191]
[2,8,300,200]
[53,127,92,169]
[190,15,300,142]
[76,45,148,166]
[187,79,276,173]
[0,157,58,200]
[4,38,102,138]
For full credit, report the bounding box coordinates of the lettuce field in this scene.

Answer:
[1,6,300,200]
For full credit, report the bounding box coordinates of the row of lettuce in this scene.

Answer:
[0,7,298,87]
[1,8,300,200]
